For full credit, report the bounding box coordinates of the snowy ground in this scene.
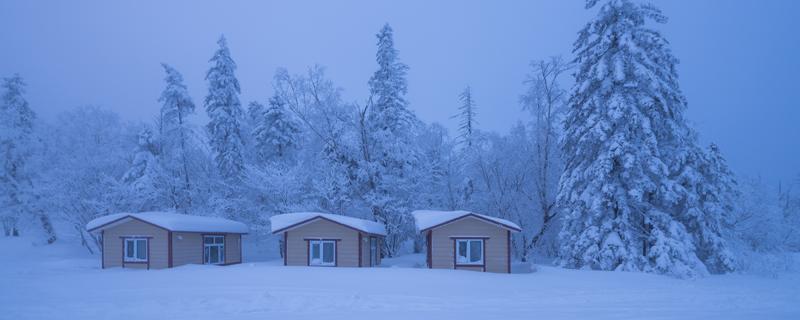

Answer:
[1,237,799,320]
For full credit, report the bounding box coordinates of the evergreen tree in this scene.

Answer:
[365,23,418,256]
[121,128,166,211]
[0,74,56,242]
[158,63,196,208]
[557,0,705,277]
[252,94,301,162]
[453,86,477,147]
[205,35,245,180]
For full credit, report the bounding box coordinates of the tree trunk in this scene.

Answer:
[38,211,57,244]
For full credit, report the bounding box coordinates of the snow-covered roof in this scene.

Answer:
[270,212,386,236]
[411,210,522,232]
[86,212,249,234]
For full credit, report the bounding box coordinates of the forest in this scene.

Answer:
[1,0,798,278]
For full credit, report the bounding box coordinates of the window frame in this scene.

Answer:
[203,235,226,265]
[123,237,149,263]
[454,238,485,266]
[308,239,337,267]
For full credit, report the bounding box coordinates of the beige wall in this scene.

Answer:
[225,233,242,264]
[171,232,202,266]
[102,219,169,269]
[428,216,510,273]
[284,218,378,267]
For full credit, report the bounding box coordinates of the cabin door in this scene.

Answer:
[369,237,378,267]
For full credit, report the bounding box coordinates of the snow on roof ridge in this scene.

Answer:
[411,209,521,232]
[270,212,386,236]
[86,211,249,234]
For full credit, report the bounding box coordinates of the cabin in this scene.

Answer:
[271,212,386,267]
[86,212,249,269]
[412,210,521,273]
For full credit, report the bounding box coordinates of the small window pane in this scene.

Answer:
[215,236,224,244]
[322,242,334,263]
[126,240,134,258]
[470,240,482,262]
[458,241,468,259]
[311,242,320,260]
[136,240,147,260]
[204,237,214,244]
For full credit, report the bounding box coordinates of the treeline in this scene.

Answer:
[1,0,798,276]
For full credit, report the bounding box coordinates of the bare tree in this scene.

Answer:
[519,56,571,261]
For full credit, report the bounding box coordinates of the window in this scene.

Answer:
[309,240,336,266]
[455,239,483,265]
[123,238,148,262]
[204,235,225,264]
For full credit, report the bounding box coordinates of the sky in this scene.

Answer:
[0,0,798,185]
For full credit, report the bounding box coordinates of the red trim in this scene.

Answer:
[147,237,151,270]
[426,231,432,269]
[507,230,511,274]
[272,216,384,237]
[482,238,486,272]
[452,239,456,270]
[168,231,173,268]
[283,232,288,266]
[358,233,363,267]
[335,240,338,267]
[100,230,105,269]
[306,239,310,266]
[239,234,243,263]
[419,213,522,233]
[120,238,124,268]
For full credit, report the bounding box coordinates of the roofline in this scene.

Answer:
[271,215,386,237]
[418,213,522,233]
[86,214,249,234]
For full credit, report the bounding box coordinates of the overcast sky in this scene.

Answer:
[0,0,798,185]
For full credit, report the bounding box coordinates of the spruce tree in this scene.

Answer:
[453,86,477,147]
[158,63,196,208]
[0,74,56,241]
[252,94,300,161]
[558,0,704,277]
[366,23,418,256]
[205,35,245,180]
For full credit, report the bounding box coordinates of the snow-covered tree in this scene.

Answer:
[252,94,301,162]
[121,128,167,211]
[205,35,245,180]
[557,0,706,277]
[365,23,419,256]
[0,74,56,242]
[518,57,570,260]
[453,86,477,147]
[158,63,197,209]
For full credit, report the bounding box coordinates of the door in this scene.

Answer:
[369,237,378,267]
[204,235,225,264]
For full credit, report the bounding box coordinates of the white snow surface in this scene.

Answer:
[271,212,386,236]
[2,237,799,320]
[411,209,521,231]
[86,211,249,234]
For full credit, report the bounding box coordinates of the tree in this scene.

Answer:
[205,35,245,180]
[252,94,301,162]
[158,63,197,209]
[453,86,477,147]
[518,57,570,260]
[557,0,705,277]
[364,23,419,257]
[0,74,56,242]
